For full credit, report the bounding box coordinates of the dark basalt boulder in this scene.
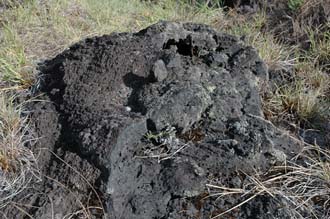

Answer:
[4,21,302,218]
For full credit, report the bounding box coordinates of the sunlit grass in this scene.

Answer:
[79,0,221,34]
[307,27,330,70]
[0,0,222,89]
[217,11,295,72]
[263,62,330,124]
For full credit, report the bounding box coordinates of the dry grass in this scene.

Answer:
[263,62,330,125]
[216,10,296,73]
[0,92,40,208]
[207,145,330,219]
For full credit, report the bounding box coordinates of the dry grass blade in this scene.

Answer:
[48,150,106,218]
[63,206,103,219]
[12,202,34,219]
[210,191,263,219]
[43,174,90,219]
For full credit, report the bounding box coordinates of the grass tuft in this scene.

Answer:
[307,28,330,70]
[263,62,330,125]
[0,92,40,208]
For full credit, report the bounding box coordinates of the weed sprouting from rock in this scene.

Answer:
[144,126,177,145]
[137,126,190,162]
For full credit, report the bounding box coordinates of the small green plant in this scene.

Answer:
[144,126,177,145]
[288,0,304,11]
[140,126,190,162]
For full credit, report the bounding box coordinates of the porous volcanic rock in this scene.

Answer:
[5,21,303,218]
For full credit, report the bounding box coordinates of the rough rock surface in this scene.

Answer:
[3,21,303,218]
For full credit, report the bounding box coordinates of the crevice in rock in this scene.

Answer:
[123,72,154,114]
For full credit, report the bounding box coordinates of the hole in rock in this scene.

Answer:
[163,36,194,57]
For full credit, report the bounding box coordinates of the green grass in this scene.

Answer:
[0,23,34,90]
[80,0,220,33]
[263,62,330,126]
[0,0,222,89]
[288,0,305,11]
[307,27,330,70]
